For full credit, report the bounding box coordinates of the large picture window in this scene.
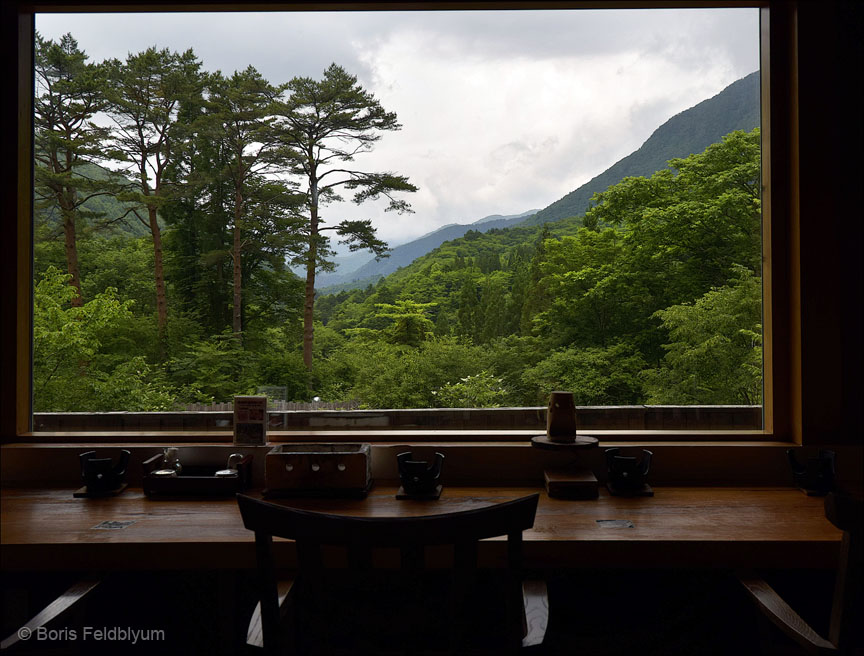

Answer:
[28,5,766,436]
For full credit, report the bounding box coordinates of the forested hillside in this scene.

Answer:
[524,71,760,226]
[318,71,759,292]
[35,162,154,239]
[317,210,537,291]
[32,31,762,412]
[315,128,763,408]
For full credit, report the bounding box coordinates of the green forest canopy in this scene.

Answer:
[32,33,762,412]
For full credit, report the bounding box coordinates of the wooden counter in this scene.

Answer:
[0,486,841,571]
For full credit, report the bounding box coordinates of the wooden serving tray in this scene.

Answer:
[142,454,252,497]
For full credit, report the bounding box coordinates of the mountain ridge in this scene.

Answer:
[319,71,760,293]
[523,71,760,226]
[316,209,538,290]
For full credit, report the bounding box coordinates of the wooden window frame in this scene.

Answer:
[2,1,860,451]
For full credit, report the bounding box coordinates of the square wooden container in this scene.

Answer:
[264,444,371,498]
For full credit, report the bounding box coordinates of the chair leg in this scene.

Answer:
[246,579,294,654]
[737,571,836,655]
[0,579,101,652]
[522,579,549,650]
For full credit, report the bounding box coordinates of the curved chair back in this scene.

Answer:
[237,493,540,655]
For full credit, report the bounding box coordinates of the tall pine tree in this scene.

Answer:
[276,64,417,369]
[103,47,204,348]
[34,33,109,306]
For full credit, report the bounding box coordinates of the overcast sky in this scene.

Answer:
[37,8,759,248]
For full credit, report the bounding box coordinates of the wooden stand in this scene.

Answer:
[396,484,443,500]
[607,481,653,497]
[73,483,127,498]
[544,469,598,500]
[531,435,599,500]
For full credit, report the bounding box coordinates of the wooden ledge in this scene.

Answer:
[10,428,775,444]
[1,439,795,448]
[2,442,860,488]
[0,486,843,572]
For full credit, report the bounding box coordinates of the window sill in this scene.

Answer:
[14,428,774,444]
[31,406,763,433]
[7,438,860,490]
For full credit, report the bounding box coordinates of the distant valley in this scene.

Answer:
[318,70,759,293]
[316,210,538,292]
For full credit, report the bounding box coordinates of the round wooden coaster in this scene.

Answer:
[530,435,599,450]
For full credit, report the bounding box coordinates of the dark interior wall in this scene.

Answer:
[1,0,862,446]
[0,1,25,438]
[795,0,864,442]
[0,566,836,656]
[0,8,859,651]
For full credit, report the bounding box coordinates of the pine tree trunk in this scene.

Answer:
[148,205,168,350]
[233,188,243,344]
[59,188,82,307]
[302,175,319,370]
[302,224,318,370]
[302,252,316,370]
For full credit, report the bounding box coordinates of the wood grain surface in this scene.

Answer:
[738,573,837,653]
[0,486,842,571]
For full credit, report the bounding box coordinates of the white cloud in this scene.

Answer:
[36,8,759,247]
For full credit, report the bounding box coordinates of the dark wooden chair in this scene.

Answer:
[236,493,548,655]
[738,490,862,655]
